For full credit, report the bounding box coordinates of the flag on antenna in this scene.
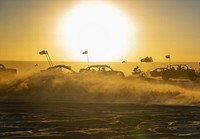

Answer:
[165,55,170,59]
[39,50,48,55]
[82,51,88,54]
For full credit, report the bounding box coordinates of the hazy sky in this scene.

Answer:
[0,0,200,62]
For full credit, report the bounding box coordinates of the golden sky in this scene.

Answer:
[0,0,200,62]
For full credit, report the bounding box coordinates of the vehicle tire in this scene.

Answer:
[119,73,125,78]
[189,74,197,81]
[162,74,169,80]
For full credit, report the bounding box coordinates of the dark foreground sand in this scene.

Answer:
[0,102,199,139]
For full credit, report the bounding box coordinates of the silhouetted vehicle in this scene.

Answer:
[161,64,197,80]
[150,67,168,77]
[41,65,75,74]
[79,65,125,77]
[0,64,17,75]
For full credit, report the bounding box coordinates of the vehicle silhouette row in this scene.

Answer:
[0,63,199,81]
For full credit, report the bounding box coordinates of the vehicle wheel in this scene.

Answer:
[119,73,125,78]
[189,75,197,81]
[162,75,169,80]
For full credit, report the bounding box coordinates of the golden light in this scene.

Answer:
[57,1,134,62]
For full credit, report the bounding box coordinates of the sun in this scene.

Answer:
[57,1,133,62]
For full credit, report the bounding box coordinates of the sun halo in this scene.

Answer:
[57,1,134,62]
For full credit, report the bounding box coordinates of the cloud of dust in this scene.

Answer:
[0,72,200,106]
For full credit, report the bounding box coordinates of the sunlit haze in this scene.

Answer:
[57,1,133,62]
[0,0,200,62]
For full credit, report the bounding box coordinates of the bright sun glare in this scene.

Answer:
[57,1,133,62]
